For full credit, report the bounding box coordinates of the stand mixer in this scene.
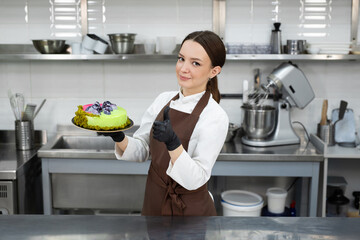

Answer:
[241,62,315,147]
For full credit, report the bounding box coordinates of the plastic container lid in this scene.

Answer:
[221,190,263,207]
[266,187,287,198]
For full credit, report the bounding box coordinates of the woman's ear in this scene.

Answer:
[210,66,222,78]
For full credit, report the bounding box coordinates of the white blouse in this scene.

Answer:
[115,90,229,190]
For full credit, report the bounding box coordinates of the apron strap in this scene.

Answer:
[191,91,210,117]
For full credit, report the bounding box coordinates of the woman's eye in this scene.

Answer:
[192,61,200,66]
[177,56,184,61]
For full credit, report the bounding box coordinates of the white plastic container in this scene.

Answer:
[266,187,288,214]
[157,36,176,54]
[221,190,263,217]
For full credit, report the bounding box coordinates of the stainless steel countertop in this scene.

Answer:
[0,215,359,239]
[38,125,323,162]
[0,130,47,180]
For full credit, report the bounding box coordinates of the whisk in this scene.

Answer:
[246,88,270,107]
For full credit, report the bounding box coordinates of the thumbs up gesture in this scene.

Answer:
[152,106,181,151]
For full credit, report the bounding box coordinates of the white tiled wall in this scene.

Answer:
[1,1,360,206]
[0,0,359,136]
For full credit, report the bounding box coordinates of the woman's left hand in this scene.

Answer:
[152,106,181,151]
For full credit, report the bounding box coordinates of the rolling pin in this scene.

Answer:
[320,99,328,125]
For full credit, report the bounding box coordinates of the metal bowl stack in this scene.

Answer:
[108,33,136,54]
[241,104,276,140]
[32,40,67,54]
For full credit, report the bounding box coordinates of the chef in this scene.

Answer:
[103,30,229,216]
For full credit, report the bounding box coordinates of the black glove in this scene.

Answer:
[98,131,125,142]
[152,106,181,151]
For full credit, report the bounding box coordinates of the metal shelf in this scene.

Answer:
[1,53,360,61]
[226,54,360,61]
[0,53,178,61]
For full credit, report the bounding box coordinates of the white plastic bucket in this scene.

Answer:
[266,187,288,214]
[221,190,263,217]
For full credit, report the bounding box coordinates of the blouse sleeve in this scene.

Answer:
[166,105,229,190]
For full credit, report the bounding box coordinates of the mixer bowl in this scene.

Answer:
[241,104,276,140]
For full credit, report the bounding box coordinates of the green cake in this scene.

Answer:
[73,101,130,131]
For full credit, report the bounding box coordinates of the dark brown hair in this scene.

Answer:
[180,30,226,103]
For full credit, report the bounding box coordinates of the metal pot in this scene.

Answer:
[108,33,136,54]
[241,104,276,140]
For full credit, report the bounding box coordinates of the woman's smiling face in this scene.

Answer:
[176,40,220,96]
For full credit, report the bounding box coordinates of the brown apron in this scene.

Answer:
[141,91,217,216]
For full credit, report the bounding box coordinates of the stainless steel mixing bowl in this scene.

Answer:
[32,40,67,54]
[108,33,136,54]
[241,104,276,140]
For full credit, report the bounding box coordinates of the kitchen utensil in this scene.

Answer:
[286,40,306,54]
[8,90,19,120]
[15,120,35,150]
[22,104,37,121]
[327,188,349,217]
[32,40,67,54]
[353,191,360,209]
[15,93,25,120]
[254,68,260,90]
[241,104,276,140]
[333,100,348,126]
[242,80,249,103]
[93,38,108,54]
[9,95,20,120]
[144,39,156,54]
[356,132,360,149]
[307,42,351,54]
[157,36,176,54]
[317,123,335,146]
[33,99,46,119]
[270,22,282,54]
[225,123,240,142]
[108,33,136,54]
[70,42,82,54]
[320,99,328,125]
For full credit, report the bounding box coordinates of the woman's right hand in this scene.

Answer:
[98,131,125,142]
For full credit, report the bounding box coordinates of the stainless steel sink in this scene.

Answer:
[38,125,139,159]
[38,135,119,159]
[51,135,115,150]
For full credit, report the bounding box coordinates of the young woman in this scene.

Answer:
[104,30,229,216]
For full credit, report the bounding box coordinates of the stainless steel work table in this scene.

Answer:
[0,130,47,180]
[1,215,359,240]
[0,130,47,214]
[38,126,323,216]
